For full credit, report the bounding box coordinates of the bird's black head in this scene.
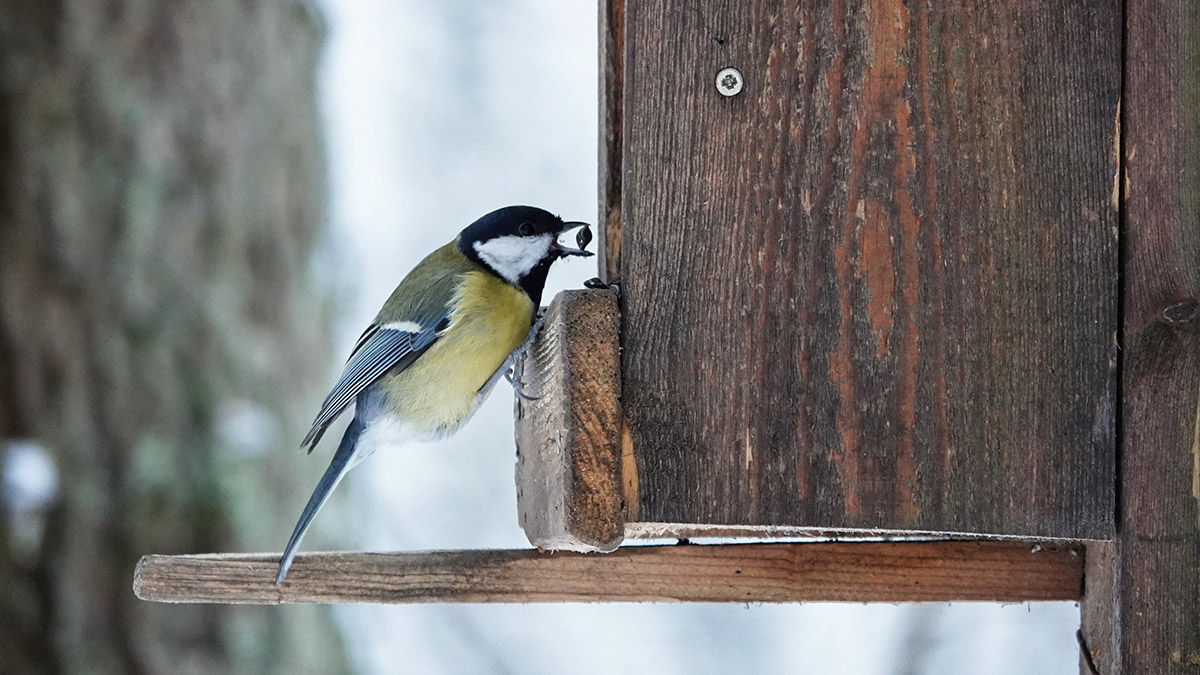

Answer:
[457,205,592,306]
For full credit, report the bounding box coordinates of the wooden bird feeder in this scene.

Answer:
[135,2,1200,672]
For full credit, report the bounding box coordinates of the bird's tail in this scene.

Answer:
[275,416,365,585]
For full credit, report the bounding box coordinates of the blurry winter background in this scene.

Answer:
[0,0,1081,673]
[313,1,1080,674]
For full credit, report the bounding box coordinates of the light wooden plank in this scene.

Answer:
[514,290,624,552]
[133,541,1083,605]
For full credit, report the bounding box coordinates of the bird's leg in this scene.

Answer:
[507,314,545,401]
[510,350,538,401]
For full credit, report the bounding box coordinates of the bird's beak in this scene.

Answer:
[552,221,594,258]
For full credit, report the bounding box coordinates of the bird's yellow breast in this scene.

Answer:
[381,269,534,436]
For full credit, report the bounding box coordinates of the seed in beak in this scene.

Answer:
[576,224,593,252]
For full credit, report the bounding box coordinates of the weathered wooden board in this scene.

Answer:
[515,290,624,551]
[618,0,1120,537]
[132,541,1082,605]
[1079,2,1200,673]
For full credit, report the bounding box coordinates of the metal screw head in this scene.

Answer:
[716,67,743,96]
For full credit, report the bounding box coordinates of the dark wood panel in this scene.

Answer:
[515,290,624,551]
[133,541,1082,604]
[599,0,624,282]
[619,0,1119,537]
[1080,2,1200,672]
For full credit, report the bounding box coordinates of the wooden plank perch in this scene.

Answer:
[515,289,625,552]
[133,541,1082,605]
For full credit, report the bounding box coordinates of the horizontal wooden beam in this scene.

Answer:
[133,541,1082,605]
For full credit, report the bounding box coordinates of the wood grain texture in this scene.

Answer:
[619,0,1120,537]
[1080,2,1200,672]
[515,290,624,551]
[133,541,1082,605]
[599,0,624,282]
[1080,540,1116,674]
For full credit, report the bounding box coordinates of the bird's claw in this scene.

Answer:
[583,276,621,297]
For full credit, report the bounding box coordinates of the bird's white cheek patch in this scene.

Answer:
[473,234,552,283]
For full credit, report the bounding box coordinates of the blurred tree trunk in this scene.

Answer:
[0,1,348,673]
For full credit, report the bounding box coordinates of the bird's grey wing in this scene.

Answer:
[300,314,449,453]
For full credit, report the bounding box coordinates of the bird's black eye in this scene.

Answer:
[518,221,535,236]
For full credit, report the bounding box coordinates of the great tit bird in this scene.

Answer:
[276,205,592,584]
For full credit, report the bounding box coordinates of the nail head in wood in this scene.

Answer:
[715,67,743,96]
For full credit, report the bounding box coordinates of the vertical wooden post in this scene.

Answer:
[1080,2,1200,672]
[598,0,624,283]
